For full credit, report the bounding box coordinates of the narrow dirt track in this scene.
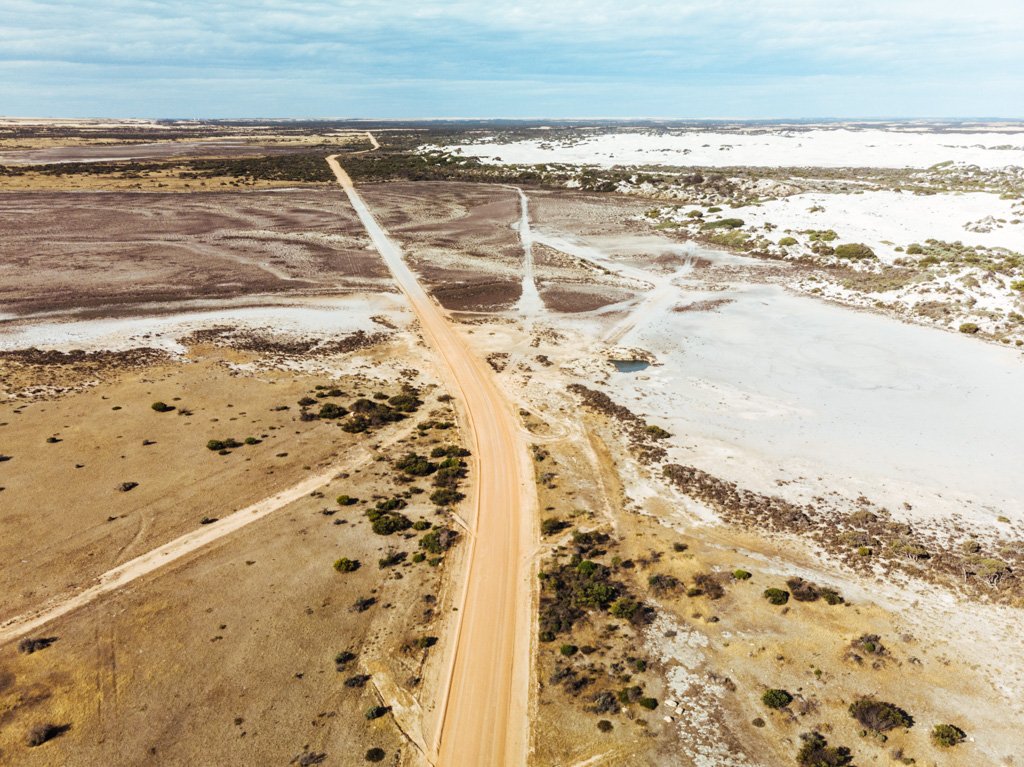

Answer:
[326,155,535,767]
[0,457,367,646]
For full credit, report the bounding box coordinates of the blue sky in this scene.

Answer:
[2,0,1023,118]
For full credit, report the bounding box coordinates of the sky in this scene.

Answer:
[2,0,1023,119]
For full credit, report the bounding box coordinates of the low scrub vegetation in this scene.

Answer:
[761,689,793,709]
[795,732,853,767]
[931,723,966,747]
[848,698,913,732]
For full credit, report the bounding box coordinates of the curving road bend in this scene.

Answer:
[325,156,535,766]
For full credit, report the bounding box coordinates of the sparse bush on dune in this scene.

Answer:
[317,402,347,419]
[931,723,966,747]
[419,527,458,554]
[763,587,790,605]
[647,573,681,595]
[541,518,569,536]
[395,453,437,476]
[151,401,174,412]
[334,557,360,573]
[761,688,793,709]
[834,243,876,260]
[796,732,853,767]
[430,488,464,506]
[848,698,913,732]
[206,438,242,451]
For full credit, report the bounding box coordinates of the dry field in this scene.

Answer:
[1,123,1021,767]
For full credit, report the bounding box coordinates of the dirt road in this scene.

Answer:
[326,155,534,766]
[0,455,369,646]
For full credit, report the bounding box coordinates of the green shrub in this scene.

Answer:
[778,236,798,247]
[702,217,744,230]
[906,243,924,255]
[412,519,432,531]
[412,551,425,563]
[151,401,174,413]
[334,558,360,573]
[378,550,406,568]
[318,402,348,419]
[821,588,844,605]
[364,705,390,720]
[244,436,260,445]
[415,635,438,649]
[707,206,722,213]
[334,650,356,667]
[298,396,316,407]
[419,527,458,554]
[365,748,386,762]
[796,732,853,767]
[370,512,412,535]
[761,689,793,709]
[388,392,423,412]
[763,588,789,605]
[644,424,671,439]
[541,518,569,536]
[374,497,407,512]
[206,438,242,451]
[959,322,980,334]
[638,697,658,710]
[1011,280,1024,292]
[834,243,876,260]
[430,488,464,506]
[609,597,640,620]
[560,644,578,656]
[597,719,613,732]
[337,494,358,506]
[805,229,838,242]
[931,723,966,747]
[732,569,752,580]
[395,453,437,476]
[848,698,913,732]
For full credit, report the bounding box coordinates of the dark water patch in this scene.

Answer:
[611,359,650,373]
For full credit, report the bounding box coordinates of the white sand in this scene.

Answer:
[446,129,1024,169]
[0,295,406,353]
[733,191,1024,259]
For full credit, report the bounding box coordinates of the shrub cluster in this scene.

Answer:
[538,554,649,639]
[796,732,853,767]
[763,587,790,605]
[848,698,913,732]
[761,689,793,709]
[931,723,966,747]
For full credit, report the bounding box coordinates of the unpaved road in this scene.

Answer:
[326,155,534,766]
[0,456,369,646]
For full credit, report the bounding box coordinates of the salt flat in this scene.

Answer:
[447,128,1024,169]
[603,279,1024,525]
